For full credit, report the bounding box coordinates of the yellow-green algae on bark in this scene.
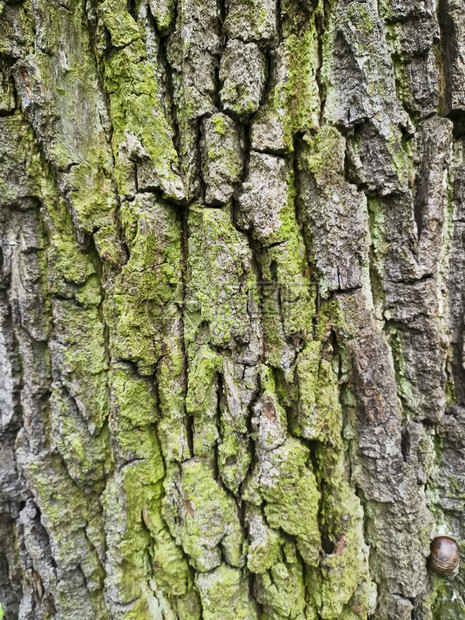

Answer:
[1,0,465,617]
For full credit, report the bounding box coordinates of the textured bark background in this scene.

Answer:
[1,0,465,617]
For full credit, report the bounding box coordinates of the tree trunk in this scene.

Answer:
[1,0,464,617]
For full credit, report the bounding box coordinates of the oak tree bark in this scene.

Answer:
[1,0,465,618]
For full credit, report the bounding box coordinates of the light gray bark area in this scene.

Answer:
[1,0,465,619]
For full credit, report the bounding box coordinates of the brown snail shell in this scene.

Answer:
[429,536,460,577]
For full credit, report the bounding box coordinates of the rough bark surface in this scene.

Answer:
[0,0,465,618]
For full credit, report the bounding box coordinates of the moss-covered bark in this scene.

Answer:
[1,0,465,618]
